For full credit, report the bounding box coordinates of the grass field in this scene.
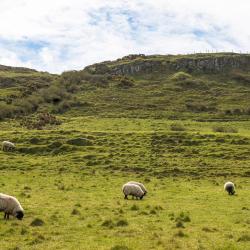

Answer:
[0,117,249,250]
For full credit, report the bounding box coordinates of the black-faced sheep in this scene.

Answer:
[122,183,145,200]
[224,181,235,195]
[0,193,24,220]
[127,181,147,195]
[2,141,15,152]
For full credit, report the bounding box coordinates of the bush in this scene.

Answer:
[30,218,44,227]
[67,138,93,146]
[101,219,114,228]
[171,72,192,81]
[71,208,81,215]
[212,126,238,133]
[20,113,61,130]
[130,204,139,211]
[117,77,134,88]
[186,103,217,113]
[170,123,186,131]
[237,234,250,242]
[0,103,14,119]
[116,219,128,227]
[174,230,186,237]
[40,84,68,104]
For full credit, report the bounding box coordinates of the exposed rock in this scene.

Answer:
[108,54,250,75]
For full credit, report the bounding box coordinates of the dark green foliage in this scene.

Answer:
[1,53,250,121]
[101,219,114,228]
[237,235,250,242]
[71,208,81,215]
[20,113,61,130]
[131,204,139,211]
[170,123,186,131]
[30,218,45,227]
[66,138,93,146]
[174,230,186,237]
[116,219,128,226]
[212,126,238,133]
[117,76,134,88]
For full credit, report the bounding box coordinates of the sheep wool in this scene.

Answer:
[224,182,235,195]
[122,183,144,200]
[0,193,24,220]
[2,141,15,152]
[127,181,147,195]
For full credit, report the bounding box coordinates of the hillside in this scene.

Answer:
[1,53,250,121]
[0,54,250,250]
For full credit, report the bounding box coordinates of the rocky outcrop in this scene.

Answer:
[86,54,250,76]
[172,55,250,73]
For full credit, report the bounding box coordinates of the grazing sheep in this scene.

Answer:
[2,141,15,152]
[224,181,235,195]
[127,181,147,195]
[0,193,24,220]
[122,183,145,200]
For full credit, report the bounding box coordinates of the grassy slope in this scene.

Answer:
[0,118,249,250]
[0,54,250,249]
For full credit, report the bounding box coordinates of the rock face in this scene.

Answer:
[172,55,250,72]
[85,53,250,76]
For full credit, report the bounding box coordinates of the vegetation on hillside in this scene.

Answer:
[0,54,249,249]
[1,53,250,122]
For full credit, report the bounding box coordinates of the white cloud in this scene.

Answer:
[0,0,249,73]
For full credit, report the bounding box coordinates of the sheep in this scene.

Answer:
[127,181,147,195]
[224,181,235,195]
[2,141,15,152]
[122,183,145,200]
[0,193,24,220]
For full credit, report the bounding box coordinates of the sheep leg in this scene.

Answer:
[124,195,128,199]
[4,213,10,220]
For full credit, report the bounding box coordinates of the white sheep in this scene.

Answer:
[127,181,147,195]
[0,193,24,220]
[122,183,145,200]
[2,141,15,152]
[224,181,235,195]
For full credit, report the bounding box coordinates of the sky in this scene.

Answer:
[0,0,249,73]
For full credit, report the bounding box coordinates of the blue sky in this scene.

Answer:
[0,0,249,73]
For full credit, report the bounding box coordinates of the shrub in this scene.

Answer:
[130,204,139,211]
[186,103,217,113]
[212,126,238,133]
[0,103,14,119]
[116,219,128,227]
[101,219,114,228]
[30,218,44,227]
[71,208,81,215]
[170,123,186,131]
[176,221,185,228]
[117,77,134,88]
[174,230,186,237]
[20,113,61,130]
[67,138,92,146]
[237,234,250,242]
[171,72,192,81]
